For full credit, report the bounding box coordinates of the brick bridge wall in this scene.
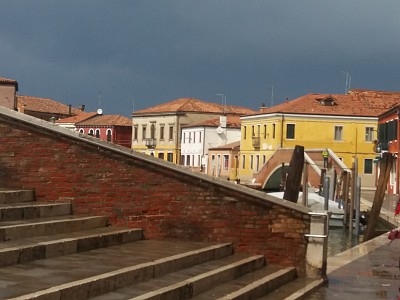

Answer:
[0,109,311,273]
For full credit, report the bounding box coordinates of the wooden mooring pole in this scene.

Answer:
[283,145,304,203]
[363,152,394,242]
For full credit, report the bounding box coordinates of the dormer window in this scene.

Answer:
[317,96,336,106]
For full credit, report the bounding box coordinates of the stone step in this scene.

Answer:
[90,253,266,299]
[192,266,297,299]
[0,202,71,221]
[0,227,144,267]
[257,277,324,300]
[0,189,35,204]
[0,215,108,241]
[0,240,233,299]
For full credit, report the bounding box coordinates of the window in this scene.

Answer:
[272,124,276,138]
[133,126,138,140]
[167,153,173,162]
[242,155,246,169]
[150,124,155,139]
[169,126,174,140]
[252,126,255,137]
[142,125,147,140]
[193,132,196,143]
[256,155,259,171]
[95,129,100,138]
[186,155,191,166]
[243,126,247,139]
[250,155,254,170]
[257,125,261,137]
[79,129,84,134]
[183,132,186,144]
[262,155,266,165]
[364,159,373,174]
[160,125,164,140]
[223,155,229,170]
[88,129,94,136]
[286,124,295,139]
[365,127,374,142]
[106,130,112,142]
[387,120,398,141]
[263,125,267,139]
[199,132,202,143]
[334,126,343,141]
[158,152,164,159]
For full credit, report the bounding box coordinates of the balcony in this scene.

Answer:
[252,136,260,148]
[145,138,157,149]
[373,140,388,153]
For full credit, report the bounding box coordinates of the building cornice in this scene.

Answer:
[241,112,378,122]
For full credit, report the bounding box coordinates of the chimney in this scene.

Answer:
[220,116,227,128]
[259,103,269,112]
[18,104,26,114]
[80,104,85,111]
[68,104,72,115]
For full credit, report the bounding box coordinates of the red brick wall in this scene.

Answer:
[0,116,310,273]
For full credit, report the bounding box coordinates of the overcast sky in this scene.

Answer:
[1,1,399,116]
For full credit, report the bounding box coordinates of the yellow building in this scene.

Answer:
[131,98,255,164]
[239,90,400,189]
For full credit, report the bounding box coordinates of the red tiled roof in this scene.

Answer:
[183,115,241,128]
[0,77,18,91]
[17,95,84,115]
[133,98,256,115]
[55,112,98,124]
[251,89,400,117]
[209,141,240,151]
[76,114,132,127]
[0,77,17,84]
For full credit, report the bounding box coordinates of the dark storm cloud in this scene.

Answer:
[1,1,400,116]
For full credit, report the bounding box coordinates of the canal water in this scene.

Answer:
[327,227,364,257]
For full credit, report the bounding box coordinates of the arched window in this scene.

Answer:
[95,129,100,138]
[88,129,94,136]
[106,129,112,142]
[79,129,84,134]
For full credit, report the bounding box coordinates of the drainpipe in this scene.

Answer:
[280,113,284,148]
[397,109,400,194]
[175,115,180,164]
[354,125,358,158]
[202,127,206,173]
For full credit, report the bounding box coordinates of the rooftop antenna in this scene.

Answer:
[97,92,102,108]
[341,71,351,94]
[216,92,226,114]
[269,86,274,107]
[132,98,135,113]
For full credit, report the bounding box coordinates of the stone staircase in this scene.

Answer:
[0,189,316,300]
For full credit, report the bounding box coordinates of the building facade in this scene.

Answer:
[239,90,400,189]
[0,77,18,110]
[207,141,240,180]
[76,114,132,148]
[377,105,400,195]
[181,115,241,173]
[131,98,255,164]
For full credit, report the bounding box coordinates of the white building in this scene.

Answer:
[181,115,242,173]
